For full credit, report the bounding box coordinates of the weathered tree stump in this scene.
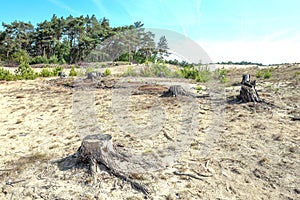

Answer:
[162,85,192,97]
[239,74,261,102]
[77,134,149,196]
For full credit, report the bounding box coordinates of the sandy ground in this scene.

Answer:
[0,64,299,199]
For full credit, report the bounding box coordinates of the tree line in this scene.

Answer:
[0,14,169,65]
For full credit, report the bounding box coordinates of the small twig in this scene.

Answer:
[0,168,14,171]
[162,130,173,141]
[173,171,203,181]
[6,179,25,186]
[291,116,300,121]
[110,169,149,196]
[111,180,117,191]
[191,169,213,177]
[205,160,210,169]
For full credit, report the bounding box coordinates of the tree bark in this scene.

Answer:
[239,74,261,103]
[161,85,190,97]
[77,134,149,196]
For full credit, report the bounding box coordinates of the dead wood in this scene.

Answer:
[239,74,261,103]
[291,116,300,121]
[77,134,149,196]
[173,171,203,181]
[161,85,196,97]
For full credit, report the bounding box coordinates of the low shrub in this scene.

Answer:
[256,68,272,79]
[40,67,53,77]
[256,69,263,78]
[103,68,111,76]
[85,67,95,75]
[153,63,171,77]
[0,68,15,81]
[263,69,272,79]
[69,66,78,76]
[123,66,136,77]
[196,85,203,93]
[52,66,64,76]
[15,63,38,80]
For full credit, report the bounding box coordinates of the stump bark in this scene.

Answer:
[162,85,192,97]
[77,134,149,196]
[239,74,261,103]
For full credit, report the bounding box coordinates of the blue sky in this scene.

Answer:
[1,0,299,64]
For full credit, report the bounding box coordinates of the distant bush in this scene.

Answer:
[181,65,211,82]
[256,69,263,78]
[216,67,228,83]
[52,65,64,76]
[103,68,111,76]
[30,56,49,64]
[256,68,272,79]
[85,67,95,75]
[0,68,15,81]
[69,66,78,76]
[172,70,183,78]
[48,55,59,64]
[40,67,53,77]
[153,63,171,77]
[181,66,198,79]
[123,66,136,77]
[263,69,272,79]
[15,63,38,80]
[11,50,31,65]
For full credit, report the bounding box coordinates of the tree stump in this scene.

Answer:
[161,85,192,97]
[239,74,261,102]
[77,134,149,196]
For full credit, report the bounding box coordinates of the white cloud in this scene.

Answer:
[198,33,300,64]
[47,0,81,15]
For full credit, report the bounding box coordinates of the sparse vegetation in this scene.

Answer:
[39,67,53,77]
[15,63,38,80]
[0,68,15,81]
[256,68,272,79]
[1,65,66,80]
[69,66,78,76]
[293,71,299,78]
[256,69,263,78]
[263,69,272,79]
[216,67,228,83]
[85,67,95,75]
[181,65,211,82]
[196,85,203,93]
[123,66,136,77]
[52,65,64,76]
[104,68,111,76]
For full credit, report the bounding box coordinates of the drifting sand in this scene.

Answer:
[0,64,299,199]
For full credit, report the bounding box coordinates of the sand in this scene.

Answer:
[0,64,299,199]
